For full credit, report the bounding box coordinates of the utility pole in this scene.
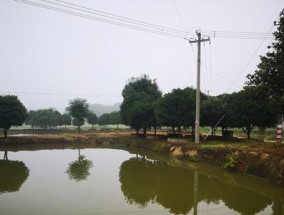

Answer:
[189,32,210,144]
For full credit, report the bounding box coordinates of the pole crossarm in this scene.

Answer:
[189,38,210,43]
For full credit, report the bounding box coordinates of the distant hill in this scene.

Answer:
[89,103,121,116]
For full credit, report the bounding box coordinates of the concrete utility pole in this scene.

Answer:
[189,32,210,144]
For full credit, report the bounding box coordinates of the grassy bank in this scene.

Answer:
[0,132,283,186]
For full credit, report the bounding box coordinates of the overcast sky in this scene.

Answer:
[1,0,284,112]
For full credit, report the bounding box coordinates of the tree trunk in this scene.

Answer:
[78,126,81,134]
[4,128,8,138]
[92,124,94,130]
[143,128,146,136]
[242,126,252,139]
[154,126,157,136]
[136,129,139,135]
[4,151,8,160]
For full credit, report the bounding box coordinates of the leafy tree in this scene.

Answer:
[0,158,30,193]
[25,109,62,129]
[87,111,98,129]
[66,98,89,133]
[72,118,84,130]
[155,88,200,135]
[0,95,27,138]
[247,9,284,114]
[201,96,225,136]
[61,114,72,129]
[98,113,110,127]
[120,75,162,135]
[225,87,275,139]
[109,111,122,128]
[66,149,93,182]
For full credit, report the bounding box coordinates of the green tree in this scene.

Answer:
[87,111,98,129]
[61,114,72,129]
[0,158,30,194]
[247,9,284,114]
[66,98,89,133]
[66,149,93,182]
[225,87,274,139]
[25,109,62,129]
[0,95,27,138]
[98,113,110,127]
[120,75,162,135]
[155,88,198,135]
[201,96,225,136]
[72,118,84,130]
[109,111,122,128]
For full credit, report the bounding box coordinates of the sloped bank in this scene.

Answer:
[0,134,284,186]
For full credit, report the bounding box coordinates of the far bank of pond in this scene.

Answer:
[0,132,284,186]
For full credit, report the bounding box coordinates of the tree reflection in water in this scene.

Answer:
[0,151,30,194]
[66,149,93,182]
[119,156,281,215]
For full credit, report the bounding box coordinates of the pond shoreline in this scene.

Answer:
[0,132,284,186]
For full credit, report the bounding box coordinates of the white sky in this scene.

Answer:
[1,0,284,112]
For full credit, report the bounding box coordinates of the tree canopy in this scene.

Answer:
[120,75,162,134]
[224,87,275,139]
[66,98,89,133]
[0,95,27,137]
[66,152,93,182]
[98,111,122,128]
[87,111,98,129]
[155,88,197,135]
[25,109,62,129]
[247,9,284,114]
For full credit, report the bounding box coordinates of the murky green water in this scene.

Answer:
[0,148,283,215]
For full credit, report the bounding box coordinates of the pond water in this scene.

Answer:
[0,148,283,215]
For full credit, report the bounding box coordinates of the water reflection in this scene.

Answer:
[0,151,30,194]
[66,149,93,182]
[119,155,283,215]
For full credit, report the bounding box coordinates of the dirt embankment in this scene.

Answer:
[0,133,284,186]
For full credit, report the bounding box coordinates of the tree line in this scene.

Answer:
[120,10,284,139]
[25,101,122,133]
[0,9,283,138]
[120,75,276,139]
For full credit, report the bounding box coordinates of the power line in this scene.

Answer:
[14,0,274,41]
[0,91,121,98]
[171,0,186,31]
[224,24,275,93]
[15,0,191,40]
[15,0,193,39]
[56,0,187,35]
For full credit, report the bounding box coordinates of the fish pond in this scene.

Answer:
[0,148,284,215]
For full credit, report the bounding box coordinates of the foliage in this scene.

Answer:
[66,154,93,182]
[0,159,30,193]
[155,87,199,134]
[26,109,62,129]
[61,114,72,128]
[0,95,27,137]
[98,111,121,127]
[246,10,284,113]
[224,153,237,170]
[72,117,84,127]
[201,96,225,135]
[87,111,98,129]
[66,98,89,133]
[120,75,162,134]
[224,87,275,139]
